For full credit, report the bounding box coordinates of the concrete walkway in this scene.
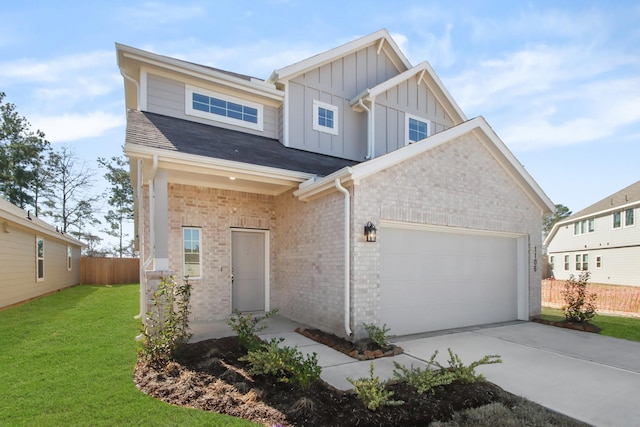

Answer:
[191,318,640,427]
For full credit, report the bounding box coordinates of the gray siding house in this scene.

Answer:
[546,181,640,286]
[117,29,553,339]
[0,198,82,309]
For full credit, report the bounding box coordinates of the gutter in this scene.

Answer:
[334,171,353,337]
[119,67,140,110]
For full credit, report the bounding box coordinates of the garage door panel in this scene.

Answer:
[380,227,519,336]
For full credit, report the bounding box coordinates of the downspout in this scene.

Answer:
[335,173,353,337]
[134,159,144,320]
[357,98,375,160]
[119,68,140,110]
[136,155,158,340]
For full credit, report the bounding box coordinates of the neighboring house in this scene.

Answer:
[0,198,82,309]
[545,181,640,286]
[116,29,553,339]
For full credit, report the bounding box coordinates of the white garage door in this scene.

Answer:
[380,226,519,336]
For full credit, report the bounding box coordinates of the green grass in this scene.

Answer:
[541,307,640,342]
[0,284,257,427]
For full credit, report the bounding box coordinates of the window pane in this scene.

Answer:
[37,239,44,257]
[613,212,621,228]
[210,106,226,116]
[227,110,243,120]
[564,255,569,271]
[193,101,209,112]
[409,118,428,142]
[574,223,579,235]
[193,93,208,103]
[210,97,226,108]
[38,260,44,278]
[626,209,634,226]
[582,254,589,270]
[575,255,581,270]
[588,218,595,232]
[581,220,586,234]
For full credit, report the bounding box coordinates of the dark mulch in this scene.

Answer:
[533,317,601,333]
[135,335,537,427]
[295,327,403,360]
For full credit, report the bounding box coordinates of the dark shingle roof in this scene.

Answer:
[569,180,640,219]
[126,110,357,176]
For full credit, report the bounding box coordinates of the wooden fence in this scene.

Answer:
[542,279,640,316]
[81,257,140,285]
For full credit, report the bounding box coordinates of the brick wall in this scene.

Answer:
[351,133,544,334]
[166,184,276,322]
[272,189,347,335]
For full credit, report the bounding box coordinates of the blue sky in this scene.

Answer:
[2,1,639,239]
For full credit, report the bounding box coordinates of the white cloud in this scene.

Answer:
[117,2,205,27]
[30,111,124,143]
[0,51,113,84]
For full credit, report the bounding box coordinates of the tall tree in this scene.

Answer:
[98,152,134,258]
[543,204,572,237]
[44,145,100,233]
[0,92,50,212]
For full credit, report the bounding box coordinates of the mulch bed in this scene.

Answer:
[533,317,601,333]
[135,335,510,427]
[295,327,403,360]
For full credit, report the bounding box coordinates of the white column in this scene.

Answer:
[153,170,169,270]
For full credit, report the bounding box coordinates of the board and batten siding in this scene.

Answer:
[0,222,81,309]
[288,44,403,161]
[145,73,280,139]
[547,206,640,286]
[373,73,454,156]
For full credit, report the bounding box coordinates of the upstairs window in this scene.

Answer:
[574,222,579,235]
[183,227,202,279]
[36,237,44,282]
[613,211,621,228]
[625,208,635,226]
[186,85,263,131]
[405,113,430,144]
[312,100,339,135]
[588,218,595,232]
[574,218,595,235]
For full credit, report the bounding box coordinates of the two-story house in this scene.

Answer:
[117,29,553,339]
[546,180,640,286]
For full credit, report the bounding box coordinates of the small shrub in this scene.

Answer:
[393,350,456,394]
[362,322,392,350]
[348,362,403,411]
[240,338,321,390]
[140,275,193,366]
[435,348,502,383]
[227,308,278,352]
[561,271,597,322]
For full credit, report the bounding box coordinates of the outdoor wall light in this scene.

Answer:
[364,221,377,242]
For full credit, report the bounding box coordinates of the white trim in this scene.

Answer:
[271,29,411,83]
[405,113,430,145]
[230,228,270,313]
[378,220,526,239]
[117,44,283,100]
[283,84,290,147]
[182,226,202,280]
[36,236,44,282]
[312,100,339,136]
[140,67,148,111]
[624,207,636,228]
[595,255,603,269]
[185,85,264,131]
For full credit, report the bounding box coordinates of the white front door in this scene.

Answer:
[231,230,267,312]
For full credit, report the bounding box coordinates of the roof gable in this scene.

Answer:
[295,117,554,213]
[350,61,467,124]
[268,29,411,83]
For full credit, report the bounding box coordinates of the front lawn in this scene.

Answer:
[0,284,256,427]
[540,307,640,342]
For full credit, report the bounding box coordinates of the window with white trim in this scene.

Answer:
[312,100,338,135]
[183,227,201,279]
[588,218,595,233]
[596,255,602,269]
[67,246,72,271]
[625,208,635,226]
[36,237,44,281]
[574,218,595,235]
[185,85,263,131]
[549,256,554,271]
[405,113,430,144]
[613,211,622,229]
[564,255,570,271]
[574,253,589,271]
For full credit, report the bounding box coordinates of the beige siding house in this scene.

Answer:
[0,198,82,309]
[546,180,640,286]
[117,29,553,339]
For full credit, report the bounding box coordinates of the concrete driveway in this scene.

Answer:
[395,322,640,427]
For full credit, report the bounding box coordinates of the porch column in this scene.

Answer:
[153,170,169,270]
